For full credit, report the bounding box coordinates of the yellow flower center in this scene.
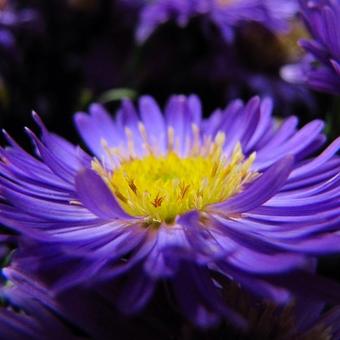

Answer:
[92,125,256,224]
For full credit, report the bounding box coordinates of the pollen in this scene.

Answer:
[216,0,238,7]
[92,125,257,224]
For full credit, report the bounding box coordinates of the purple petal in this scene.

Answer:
[139,96,166,153]
[32,112,91,171]
[245,97,272,152]
[75,168,131,220]
[25,129,76,184]
[268,271,340,305]
[178,211,236,262]
[165,95,193,156]
[289,137,340,179]
[212,156,294,214]
[74,104,121,158]
[2,186,94,222]
[115,268,156,315]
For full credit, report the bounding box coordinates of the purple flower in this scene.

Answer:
[0,95,339,328]
[2,265,340,339]
[133,0,298,42]
[288,0,340,94]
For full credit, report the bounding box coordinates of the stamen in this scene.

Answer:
[125,127,136,159]
[178,182,190,200]
[69,200,82,206]
[115,190,128,204]
[167,127,174,152]
[92,128,257,224]
[128,178,138,194]
[190,124,201,156]
[152,193,164,208]
[138,122,154,155]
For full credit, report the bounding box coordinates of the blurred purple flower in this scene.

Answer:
[284,0,340,95]
[0,95,339,328]
[131,2,314,118]
[132,0,298,43]
[0,1,42,59]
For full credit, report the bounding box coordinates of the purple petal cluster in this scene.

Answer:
[0,267,132,339]
[0,271,81,339]
[133,0,298,42]
[2,265,340,339]
[298,0,340,94]
[0,95,339,328]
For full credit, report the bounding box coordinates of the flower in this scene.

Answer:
[0,0,136,146]
[0,95,339,328]
[129,1,313,118]
[283,0,340,95]
[2,266,340,339]
[132,0,298,43]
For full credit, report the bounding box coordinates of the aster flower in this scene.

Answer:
[132,0,298,43]
[0,95,340,328]
[130,1,314,119]
[283,0,340,95]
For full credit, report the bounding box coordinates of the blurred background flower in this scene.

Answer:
[131,0,298,43]
[3,0,337,144]
[285,0,340,95]
[0,0,136,145]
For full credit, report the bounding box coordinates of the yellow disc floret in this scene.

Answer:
[92,126,257,224]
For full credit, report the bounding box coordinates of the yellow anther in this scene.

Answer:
[93,129,257,224]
